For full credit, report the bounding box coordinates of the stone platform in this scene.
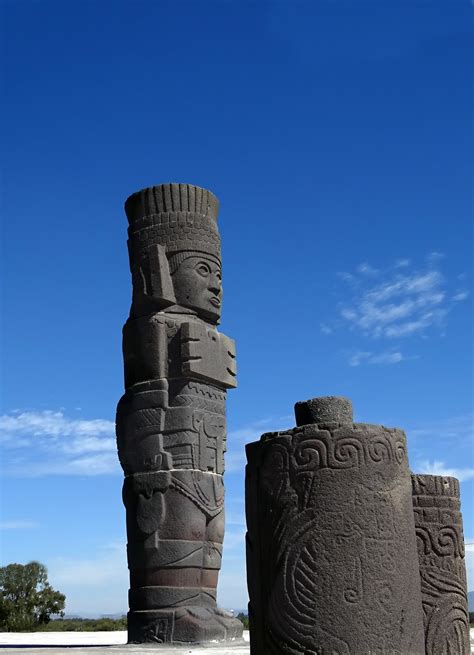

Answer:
[0,631,250,654]
[0,630,472,653]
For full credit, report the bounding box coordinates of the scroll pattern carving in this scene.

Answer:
[412,474,470,654]
[246,419,425,654]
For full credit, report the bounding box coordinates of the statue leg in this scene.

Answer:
[126,481,241,643]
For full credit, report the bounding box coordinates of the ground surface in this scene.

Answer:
[0,631,250,654]
[0,630,472,653]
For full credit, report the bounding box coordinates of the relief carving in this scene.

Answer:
[246,397,426,654]
[116,183,242,644]
[412,474,470,654]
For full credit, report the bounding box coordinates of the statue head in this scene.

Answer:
[125,183,223,324]
[169,252,222,323]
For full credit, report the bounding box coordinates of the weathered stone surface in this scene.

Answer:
[412,474,470,654]
[117,183,242,644]
[246,398,425,654]
[294,395,353,426]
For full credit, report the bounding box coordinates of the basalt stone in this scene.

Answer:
[412,474,470,654]
[245,398,425,655]
[294,395,353,426]
[116,183,242,644]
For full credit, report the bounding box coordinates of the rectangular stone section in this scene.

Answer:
[181,322,237,388]
[412,474,470,654]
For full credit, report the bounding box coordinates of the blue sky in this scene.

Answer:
[1,1,472,615]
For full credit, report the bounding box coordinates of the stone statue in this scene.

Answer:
[116,183,242,644]
[245,396,426,654]
[412,474,470,654]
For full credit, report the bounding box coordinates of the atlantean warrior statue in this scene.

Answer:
[116,183,242,644]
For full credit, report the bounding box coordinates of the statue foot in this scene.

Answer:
[128,606,243,644]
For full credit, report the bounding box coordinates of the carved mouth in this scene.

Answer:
[210,297,221,308]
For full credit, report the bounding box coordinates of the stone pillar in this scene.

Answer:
[246,396,426,654]
[412,474,470,654]
[116,183,242,644]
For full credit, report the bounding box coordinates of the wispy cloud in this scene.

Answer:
[348,350,411,367]
[409,414,473,445]
[227,415,291,445]
[320,322,333,335]
[356,262,379,275]
[225,415,292,475]
[0,520,39,530]
[336,254,468,341]
[417,460,474,482]
[341,269,446,338]
[1,410,291,478]
[452,290,469,302]
[0,410,118,477]
[0,410,114,443]
[394,259,410,268]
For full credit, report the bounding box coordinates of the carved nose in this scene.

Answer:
[209,276,222,295]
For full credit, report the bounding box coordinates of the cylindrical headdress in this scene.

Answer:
[125,183,221,270]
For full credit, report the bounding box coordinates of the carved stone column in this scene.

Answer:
[246,396,425,654]
[116,183,242,644]
[412,474,470,654]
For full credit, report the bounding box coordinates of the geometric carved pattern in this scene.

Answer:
[246,418,426,654]
[117,183,242,644]
[412,474,470,654]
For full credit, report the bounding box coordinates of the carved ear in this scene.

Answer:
[147,244,176,306]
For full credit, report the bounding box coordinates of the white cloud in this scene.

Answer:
[228,416,291,445]
[225,416,291,475]
[0,410,118,477]
[409,414,473,445]
[394,259,410,268]
[9,453,121,477]
[337,271,356,284]
[356,262,379,275]
[320,322,333,335]
[0,520,39,530]
[452,290,469,302]
[0,411,114,442]
[1,410,291,478]
[348,350,408,367]
[337,258,462,340]
[417,460,474,482]
[427,251,445,263]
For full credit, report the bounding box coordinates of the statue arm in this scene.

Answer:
[123,315,168,389]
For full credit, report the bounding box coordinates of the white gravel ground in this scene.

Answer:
[0,631,250,654]
[0,630,471,653]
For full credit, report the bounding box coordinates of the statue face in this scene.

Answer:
[171,256,222,322]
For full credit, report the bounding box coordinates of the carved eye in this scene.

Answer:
[216,270,222,281]
[196,262,211,277]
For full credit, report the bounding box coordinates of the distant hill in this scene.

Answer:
[468,591,474,612]
[63,612,126,620]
